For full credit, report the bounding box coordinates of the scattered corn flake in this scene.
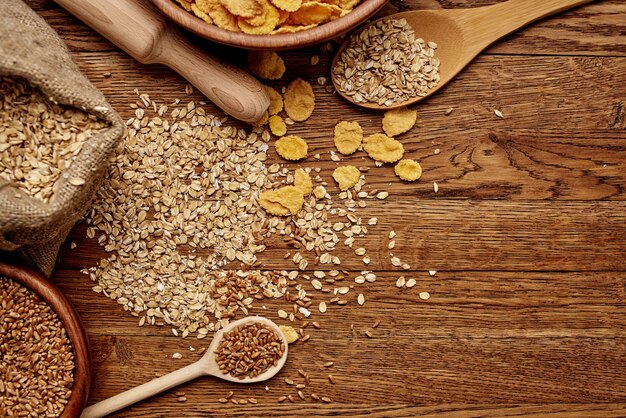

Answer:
[363,133,404,163]
[220,0,262,18]
[394,159,422,182]
[280,325,299,343]
[332,165,360,191]
[284,78,315,122]
[333,121,362,155]
[294,168,313,196]
[382,107,417,137]
[275,135,308,160]
[265,85,283,115]
[252,110,269,127]
[259,185,304,215]
[269,115,287,136]
[270,0,302,12]
[313,185,326,199]
[248,50,286,80]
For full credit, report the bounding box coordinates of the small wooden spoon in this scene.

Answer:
[332,0,593,110]
[80,316,288,418]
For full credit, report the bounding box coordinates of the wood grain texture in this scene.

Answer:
[17,0,626,416]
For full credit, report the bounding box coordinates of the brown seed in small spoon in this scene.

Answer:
[332,0,593,110]
[81,316,288,418]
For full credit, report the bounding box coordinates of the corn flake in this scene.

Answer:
[363,133,404,163]
[197,0,240,32]
[265,86,283,115]
[252,110,269,127]
[288,2,342,25]
[220,0,262,18]
[269,115,287,136]
[271,0,302,12]
[332,165,360,191]
[260,186,304,215]
[284,78,315,122]
[191,3,213,23]
[248,51,286,80]
[294,168,313,196]
[239,0,281,33]
[275,135,308,160]
[280,325,299,343]
[394,159,422,181]
[383,107,417,137]
[334,120,362,155]
[175,0,193,11]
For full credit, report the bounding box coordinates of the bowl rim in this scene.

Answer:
[149,0,389,50]
[0,261,91,418]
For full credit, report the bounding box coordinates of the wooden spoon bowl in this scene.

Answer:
[0,261,91,418]
[332,0,593,110]
[149,0,388,50]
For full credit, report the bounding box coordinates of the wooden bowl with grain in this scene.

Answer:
[0,261,91,418]
[149,0,389,50]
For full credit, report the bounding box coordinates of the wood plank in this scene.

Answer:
[91,403,626,417]
[57,200,626,271]
[26,0,626,57]
[48,51,626,201]
[70,51,626,132]
[84,334,626,407]
[52,268,626,338]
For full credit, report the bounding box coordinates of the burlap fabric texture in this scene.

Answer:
[0,0,125,276]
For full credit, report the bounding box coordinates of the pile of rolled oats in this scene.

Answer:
[0,77,107,202]
[333,17,441,106]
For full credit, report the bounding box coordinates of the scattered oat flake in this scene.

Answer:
[494,109,504,118]
[319,301,327,313]
[172,352,183,359]
[429,270,437,276]
[433,182,439,193]
[419,292,430,300]
[357,294,365,305]
[444,107,453,115]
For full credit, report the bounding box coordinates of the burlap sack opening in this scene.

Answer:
[0,0,125,276]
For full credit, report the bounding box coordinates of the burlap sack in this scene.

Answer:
[0,0,125,277]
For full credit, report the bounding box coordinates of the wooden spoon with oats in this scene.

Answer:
[332,0,593,110]
[81,316,288,418]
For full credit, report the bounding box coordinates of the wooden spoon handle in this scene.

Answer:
[54,0,269,123]
[155,31,269,123]
[460,0,595,48]
[80,362,205,418]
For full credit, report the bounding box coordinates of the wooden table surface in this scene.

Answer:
[23,0,626,416]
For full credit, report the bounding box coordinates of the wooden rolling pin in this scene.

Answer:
[54,0,269,123]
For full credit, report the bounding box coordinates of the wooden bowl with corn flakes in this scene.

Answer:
[149,0,388,50]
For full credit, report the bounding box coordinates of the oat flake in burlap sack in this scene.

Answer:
[0,0,125,276]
